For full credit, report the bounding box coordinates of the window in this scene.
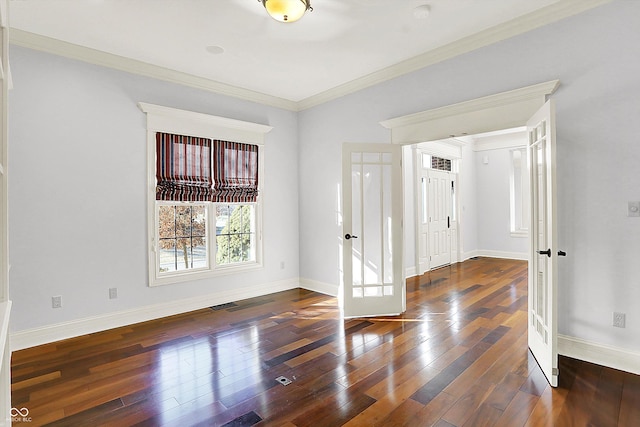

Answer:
[139,103,272,286]
[158,204,208,272]
[216,204,256,265]
[509,147,529,237]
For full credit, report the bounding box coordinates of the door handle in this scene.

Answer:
[345,233,358,240]
[558,250,567,256]
[537,249,551,257]
[447,216,450,229]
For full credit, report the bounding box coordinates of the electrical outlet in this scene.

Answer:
[613,312,626,328]
[52,296,62,309]
[109,287,118,299]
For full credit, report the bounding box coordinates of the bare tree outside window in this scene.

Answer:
[158,205,207,272]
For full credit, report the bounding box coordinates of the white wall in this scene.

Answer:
[8,47,300,335]
[460,142,478,258]
[298,1,640,355]
[475,148,528,258]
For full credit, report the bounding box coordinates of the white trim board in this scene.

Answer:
[476,250,528,261]
[10,0,612,112]
[461,250,528,262]
[381,80,560,144]
[299,277,339,298]
[559,335,640,376]
[9,29,298,112]
[299,0,611,110]
[10,278,300,351]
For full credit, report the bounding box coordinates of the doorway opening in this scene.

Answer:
[407,127,529,277]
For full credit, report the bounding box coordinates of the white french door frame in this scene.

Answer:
[381,80,561,386]
[342,143,405,318]
[527,100,559,387]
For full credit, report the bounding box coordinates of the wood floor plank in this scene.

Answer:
[493,390,539,427]
[10,258,640,426]
[619,372,640,426]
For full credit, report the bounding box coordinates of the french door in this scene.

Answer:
[342,143,405,318]
[528,100,559,387]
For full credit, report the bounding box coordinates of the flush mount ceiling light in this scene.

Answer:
[260,0,312,23]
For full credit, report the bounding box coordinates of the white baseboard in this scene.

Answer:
[462,250,480,261]
[558,334,640,376]
[10,277,300,351]
[405,266,417,279]
[473,250,527,261]
[299,277,339,297]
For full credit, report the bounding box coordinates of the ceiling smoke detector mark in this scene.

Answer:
[275,376,292,386]
[205,45,225,55]
[413,4,431,19]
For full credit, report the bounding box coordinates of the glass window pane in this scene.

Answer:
[157,203,208,274]
[363,153,380,163]
[215,204,256,266]
[158,206,176,239]
[228,234,243,263]
[176,237,192,270]
[192,244,207,269]
[158,239,176,273]
[364,286,382,297]
[216,235,230,265]
[363,164,382,285]
[175,206,192,237]
[192,205,206,237]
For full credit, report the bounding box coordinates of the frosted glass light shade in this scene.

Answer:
[262,0,311,23]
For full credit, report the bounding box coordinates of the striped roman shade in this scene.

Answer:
[155,132,213,202]
[212,140,259,203]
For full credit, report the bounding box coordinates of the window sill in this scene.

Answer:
[150,261,263,287]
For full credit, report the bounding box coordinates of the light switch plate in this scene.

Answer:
[628,201,640,217]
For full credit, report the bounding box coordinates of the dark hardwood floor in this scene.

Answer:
[11,258,640,426]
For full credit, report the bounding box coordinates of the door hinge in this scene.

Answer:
[552,368,559,376]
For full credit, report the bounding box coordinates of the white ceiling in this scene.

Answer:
[9,0,600,108]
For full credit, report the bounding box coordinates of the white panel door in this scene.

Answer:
[342,143,405,318]
[428,169,452,269]
[527,100,559,387]
[418,167,430,275]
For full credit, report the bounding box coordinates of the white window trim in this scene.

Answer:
[138,102,272,287]
[509,146,530,238]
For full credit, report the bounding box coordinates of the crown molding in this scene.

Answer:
[9,29,299,112]
[9,0,612,112]
[297,0,613,110]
